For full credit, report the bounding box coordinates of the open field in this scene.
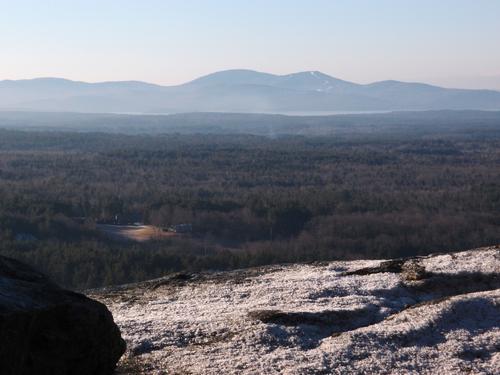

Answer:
[96,225,175,242]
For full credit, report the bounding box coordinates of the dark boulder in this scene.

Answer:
[0,255,125,375]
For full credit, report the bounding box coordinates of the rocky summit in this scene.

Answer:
[91,246,500,374]
[0,256,126,375]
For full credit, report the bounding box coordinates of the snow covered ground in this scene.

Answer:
[90,246,500,374]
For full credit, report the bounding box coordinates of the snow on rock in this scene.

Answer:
[89,246,500,374]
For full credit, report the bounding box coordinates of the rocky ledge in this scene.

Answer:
[0,256,126,375]
[91,246,500,374]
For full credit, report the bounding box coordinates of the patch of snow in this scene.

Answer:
[421,249,499,274]
[91,246,500,374]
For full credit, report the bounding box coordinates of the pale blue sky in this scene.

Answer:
[1,0,500,89]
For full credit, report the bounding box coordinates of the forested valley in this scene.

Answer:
[1,120,500,289]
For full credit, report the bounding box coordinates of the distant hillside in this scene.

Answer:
[1,110,500,138]
[1,70,500,113]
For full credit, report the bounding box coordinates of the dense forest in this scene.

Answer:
[1,112,500,289]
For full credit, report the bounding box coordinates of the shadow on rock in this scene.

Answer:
[408,271,500,298]
[249,268,499,350]
[249,304,382,349]
[0,256,126,375]
[392,297,499,348]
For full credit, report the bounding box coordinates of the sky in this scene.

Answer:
[1,0,500,89]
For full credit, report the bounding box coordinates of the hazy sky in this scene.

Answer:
[1,0,500,89]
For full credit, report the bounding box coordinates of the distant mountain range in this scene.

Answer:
[1,69,500,113]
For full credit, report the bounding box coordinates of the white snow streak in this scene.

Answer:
[92,247,500,374]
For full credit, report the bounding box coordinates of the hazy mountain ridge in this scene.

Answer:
[1,69,500,113]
